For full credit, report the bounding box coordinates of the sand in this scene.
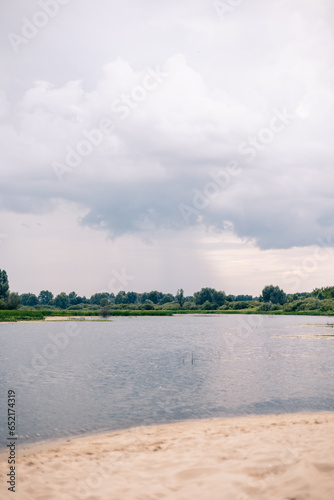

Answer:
[1,412,334,500]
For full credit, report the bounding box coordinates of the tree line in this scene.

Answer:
[16,288,257,309]
[1,269,334,314]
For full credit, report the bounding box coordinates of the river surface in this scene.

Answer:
[1,314,334,449]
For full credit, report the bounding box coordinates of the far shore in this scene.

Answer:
[1,412,334,499]
[1,309,334,323]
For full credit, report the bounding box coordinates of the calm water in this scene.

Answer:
[1,314,334,450]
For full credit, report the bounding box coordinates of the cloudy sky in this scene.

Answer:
[1,0,333,297]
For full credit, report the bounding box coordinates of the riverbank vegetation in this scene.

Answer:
[1,269,334,320]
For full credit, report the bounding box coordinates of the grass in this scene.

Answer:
[106,310,173,316]
[0,309,174,321]
[172,309,334,316]
[0,310,45,322]
[43,310,173,317]
[1,308,334,322]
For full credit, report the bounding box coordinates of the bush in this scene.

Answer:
[202,300,214,310]
[319,300,334,312]
[161,301,179,310]
[284,298,321,312]
[259,301,273,311]
[67,304,86,310]
[183,301,198,310]
[143,300,155,310]
[34,303,57,310]
[0,299,7,310]
[101,306,110,317]
[283,300,302,312]
[232,301,249,310]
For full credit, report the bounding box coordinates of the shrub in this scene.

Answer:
[259,301,273,311]
[143,300,155,310]
[67,304,86,310]
[0,299,7,310]
[232,301,249,310]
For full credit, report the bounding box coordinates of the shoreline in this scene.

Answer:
[1,411,334,499]
[1,410,334,457]
[0,410,333,456]
[1,311,334,324]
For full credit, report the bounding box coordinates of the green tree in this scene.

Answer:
[38,290,54,305]
[115,291,127,305]
[126,291,138,304]
[318,287,334,299]
[159,294,174,305]
[54,292,69,309]
[236,294,253,301]
[147,290,163,304]
[261,285,287,305]
[194,288,215,305]
[20,293,39,307]
[140,292,149,304]
[68,291,79,305]
[7,292,21,310]
[176,289,185,308]
[76,295,89,304]
[212,290,226,307]
[90,293,109,305]
[0,269,9,301]
[193,288,226,309]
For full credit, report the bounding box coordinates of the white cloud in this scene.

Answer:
[1,0,334,294]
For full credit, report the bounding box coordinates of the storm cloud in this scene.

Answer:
[1,0,334,294]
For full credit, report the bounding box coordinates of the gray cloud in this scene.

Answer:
[1,0,334,255]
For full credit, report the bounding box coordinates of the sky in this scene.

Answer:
[0,0,334,298]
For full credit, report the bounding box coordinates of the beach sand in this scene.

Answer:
[1,412,334,500]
